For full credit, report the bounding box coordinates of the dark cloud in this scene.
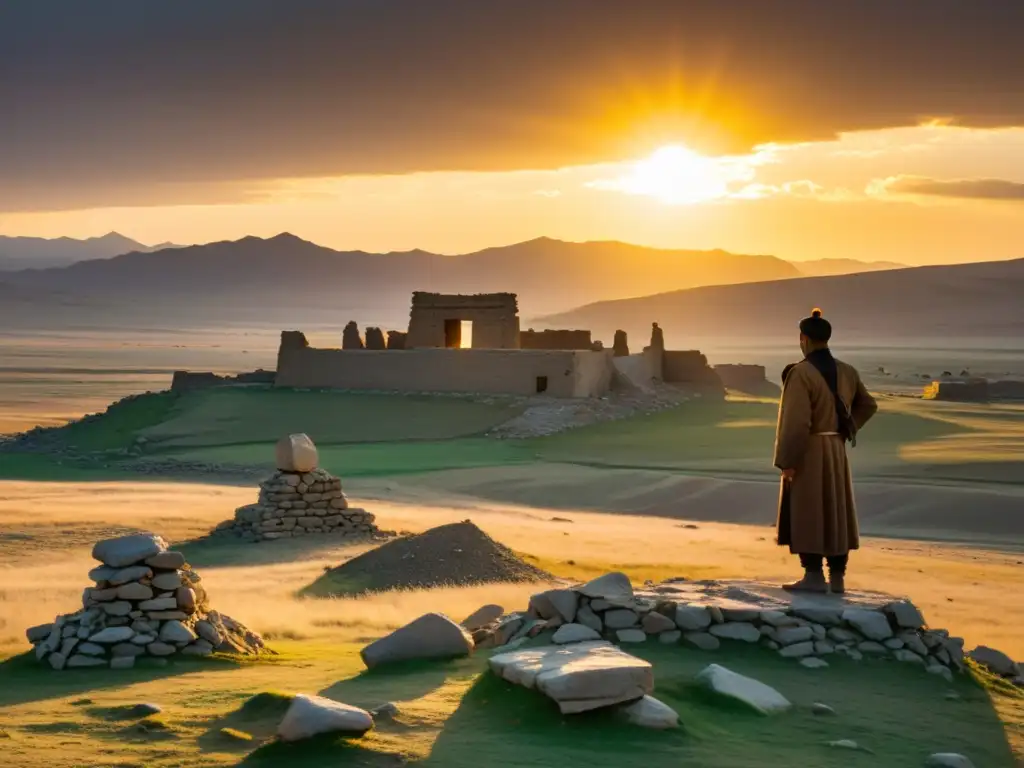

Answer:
[880,176,1024,201]
[2,0,1023,211]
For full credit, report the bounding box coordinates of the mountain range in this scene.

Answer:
[3,232,1010,342]
[0,233,894,329]
[539,258,1024,342]
[0,232,180,271]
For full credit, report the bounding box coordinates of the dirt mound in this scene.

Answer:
[304,521,553,597]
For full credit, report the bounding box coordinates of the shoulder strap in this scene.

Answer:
[803,354,858,446]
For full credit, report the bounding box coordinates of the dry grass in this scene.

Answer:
[1,480,1022,658]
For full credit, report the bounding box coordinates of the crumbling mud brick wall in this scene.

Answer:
[406,292,520,349]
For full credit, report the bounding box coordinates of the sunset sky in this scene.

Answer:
[2,1,1023,263]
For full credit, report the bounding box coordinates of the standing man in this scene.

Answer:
[774,309,878,594]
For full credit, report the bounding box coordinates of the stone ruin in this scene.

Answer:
[364,326,386,350]
[25,533,268,671]
[341,571,1019,732]
[612,330,629,357]
[342,321,364,350]
[212,433,387,543]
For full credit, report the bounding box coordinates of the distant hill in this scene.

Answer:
[0,232,181,271]
[795,258,906,277]
[0,234,802,329]
[537,259,1024,343]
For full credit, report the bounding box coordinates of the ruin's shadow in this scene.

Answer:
[0,651,224,708]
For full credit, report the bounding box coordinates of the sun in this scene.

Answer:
[607,144,740,205]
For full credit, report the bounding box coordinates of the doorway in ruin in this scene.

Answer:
[443,319,461,348]
[460,320,473,348]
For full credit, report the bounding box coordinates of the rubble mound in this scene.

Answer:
[306,521,553,596]
[26,533,270,670]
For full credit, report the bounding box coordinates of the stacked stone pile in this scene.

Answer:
[211,434,386,543]
[26,533,268,671]
[467,574,977,681]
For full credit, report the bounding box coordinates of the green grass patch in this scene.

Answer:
[59,391,179,452]
[141,388,524,450]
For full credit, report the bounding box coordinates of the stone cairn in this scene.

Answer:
[25,533,268,671]
[212,433,386,543]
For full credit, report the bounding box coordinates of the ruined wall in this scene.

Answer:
[520,329,593,350]
[663,350,725,393]
[406,292,520,349]
[275,346,611,397]
[612,347,663,390]
[170,369,275,393]
[714,364,768,390]
[923,378,989,402]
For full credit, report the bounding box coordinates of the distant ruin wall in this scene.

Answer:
[714,364,768,390]
[663,350,724,393]
[275,347,612,397]
[406,292,520,349]
[170,369,275,393]
[520,329,593,350]
[612,348,663,390]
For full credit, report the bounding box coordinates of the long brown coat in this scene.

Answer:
[774,357,877,556]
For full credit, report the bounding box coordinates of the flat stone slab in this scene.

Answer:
[489,640,653,714]
[695,663,791,715]
[641,579,902,616]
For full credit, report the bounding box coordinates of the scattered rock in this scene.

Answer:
[695,664,791,715]
[489,640,653,714]
[277,694,373,742]
[360,613,473,669]
[893,649,925,664]
[620,695,679,729]
[925,754,976,768]
[775,626,814,646]
[967,646,1017,676]
[799,657,829,669]
[577,572,634,601]
[779,641,816,659]
[641,611,675,634]
[461,604,504,632]
[812,702,836,716]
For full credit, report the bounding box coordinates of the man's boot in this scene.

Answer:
[829,572,846,594]
[782,570,828,593]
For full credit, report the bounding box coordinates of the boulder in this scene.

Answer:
[92,534,168,568]
[775,626,814,646]
[603,609,640,629]
[489,640,653,714]
[615,629,647,643]
[967,646,1016,676]
[641,612,676,634]
[779,641,816,658]
[552,624,602,644]
[88,627,134,644]
[659,630,682,644]
[576,572,633,601]
[575,606,603,633]
[67,654,107,668]
[884,600,925,629]
[361,613,473,669]
[674,605,712,631]
[893,649,925,664]
[620,695,679,729]
[695,664,791,715]
[26,623,53,643]
[545,589,579,623]
[683,632,721,651]
[108,566,153,586]
[145,551,187,570]
[461,604,504,632]
[709,623,760,643]
[277,694,373,742]
[275,434,319,473]
[116,583,154,601]
[159,620,198,644]
[842,609,893,641]
[151,572,183,591]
